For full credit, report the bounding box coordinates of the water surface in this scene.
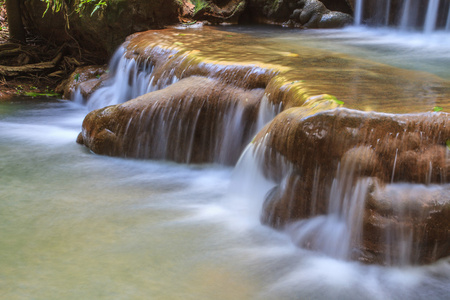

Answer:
[1,97,449,299]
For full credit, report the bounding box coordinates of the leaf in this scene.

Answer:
[323,94,344,105]
[446,140,450,151]
[74,73,80,82]
[433,106,443,112]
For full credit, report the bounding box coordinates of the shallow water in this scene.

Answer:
[2,23,450,300]
[221,25,450,80]
[1,97,449,299]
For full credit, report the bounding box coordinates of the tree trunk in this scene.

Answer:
[5,0,26,43]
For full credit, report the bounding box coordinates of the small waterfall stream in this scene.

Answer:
[2,24,450,298]
[354,0,450,32]
[76,45,280,165]
[73,27,449,267]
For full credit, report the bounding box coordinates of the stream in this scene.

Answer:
[1,25,450,299]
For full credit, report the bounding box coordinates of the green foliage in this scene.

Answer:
[15,85,23,95]
[76,0,107,16]
[433,106,443,112]
[23,91,62,97]
[74,73,80,81]
[323,94,344,105]
[42,0,108,18]
[42,0,65,16]
[447,140,450,151]
[14,84,61,98]
[191,0,209,14]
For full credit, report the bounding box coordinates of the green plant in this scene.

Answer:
[76,0,107,16]
[24,91,62,97]
[15,85,23,95]
[323,94,344,105]
[43,0,108,19]
[446,140,450,151]
[74,73,80,81]
[191,0,209,14]
[433,106,443,112]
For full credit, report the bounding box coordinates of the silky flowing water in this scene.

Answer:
[1,26,450,299]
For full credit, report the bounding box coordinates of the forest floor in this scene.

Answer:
[0,2,83,101]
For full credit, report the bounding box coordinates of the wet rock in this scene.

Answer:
[244,0,352,27]
[56,65,108,100]
[255,107,450,264]
[191,0,247,24]
[363,183,450,265]
[78,76,265,165]
[316,11,354,28]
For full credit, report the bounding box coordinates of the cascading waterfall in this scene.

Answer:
[447,5,450,29]
[232,138,373,262]
[399,0,412,30]
[424,0,440,32]
[75,44,280,165]
[354,0,450,32]
[447,4,450,29]
[384,0,392,26]
[354,0,364,26]
[74,28,449,267]
[84,46,179,111]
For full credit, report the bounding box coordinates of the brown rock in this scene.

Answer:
[78,76,265,165]
[364,183,450,265]
[254,107,449,264]
[56,65,108,99]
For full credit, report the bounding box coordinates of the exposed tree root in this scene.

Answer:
[0,51,62,76]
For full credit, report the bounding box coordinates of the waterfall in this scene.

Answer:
[399,0,411,30]
[287,173,372,261]
[424,0,440,33]
[76,40,280,165]
[84,46,178,111]
[354,0,364,26]
[355,0,450,32]
[384,0,391,26]
[446,3,450,30]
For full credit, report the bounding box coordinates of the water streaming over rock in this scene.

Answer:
[73,27,449,266]
[76,37,280,165]
[236,106,450,265]
[354,0,450,32]
[84,46,178,111]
